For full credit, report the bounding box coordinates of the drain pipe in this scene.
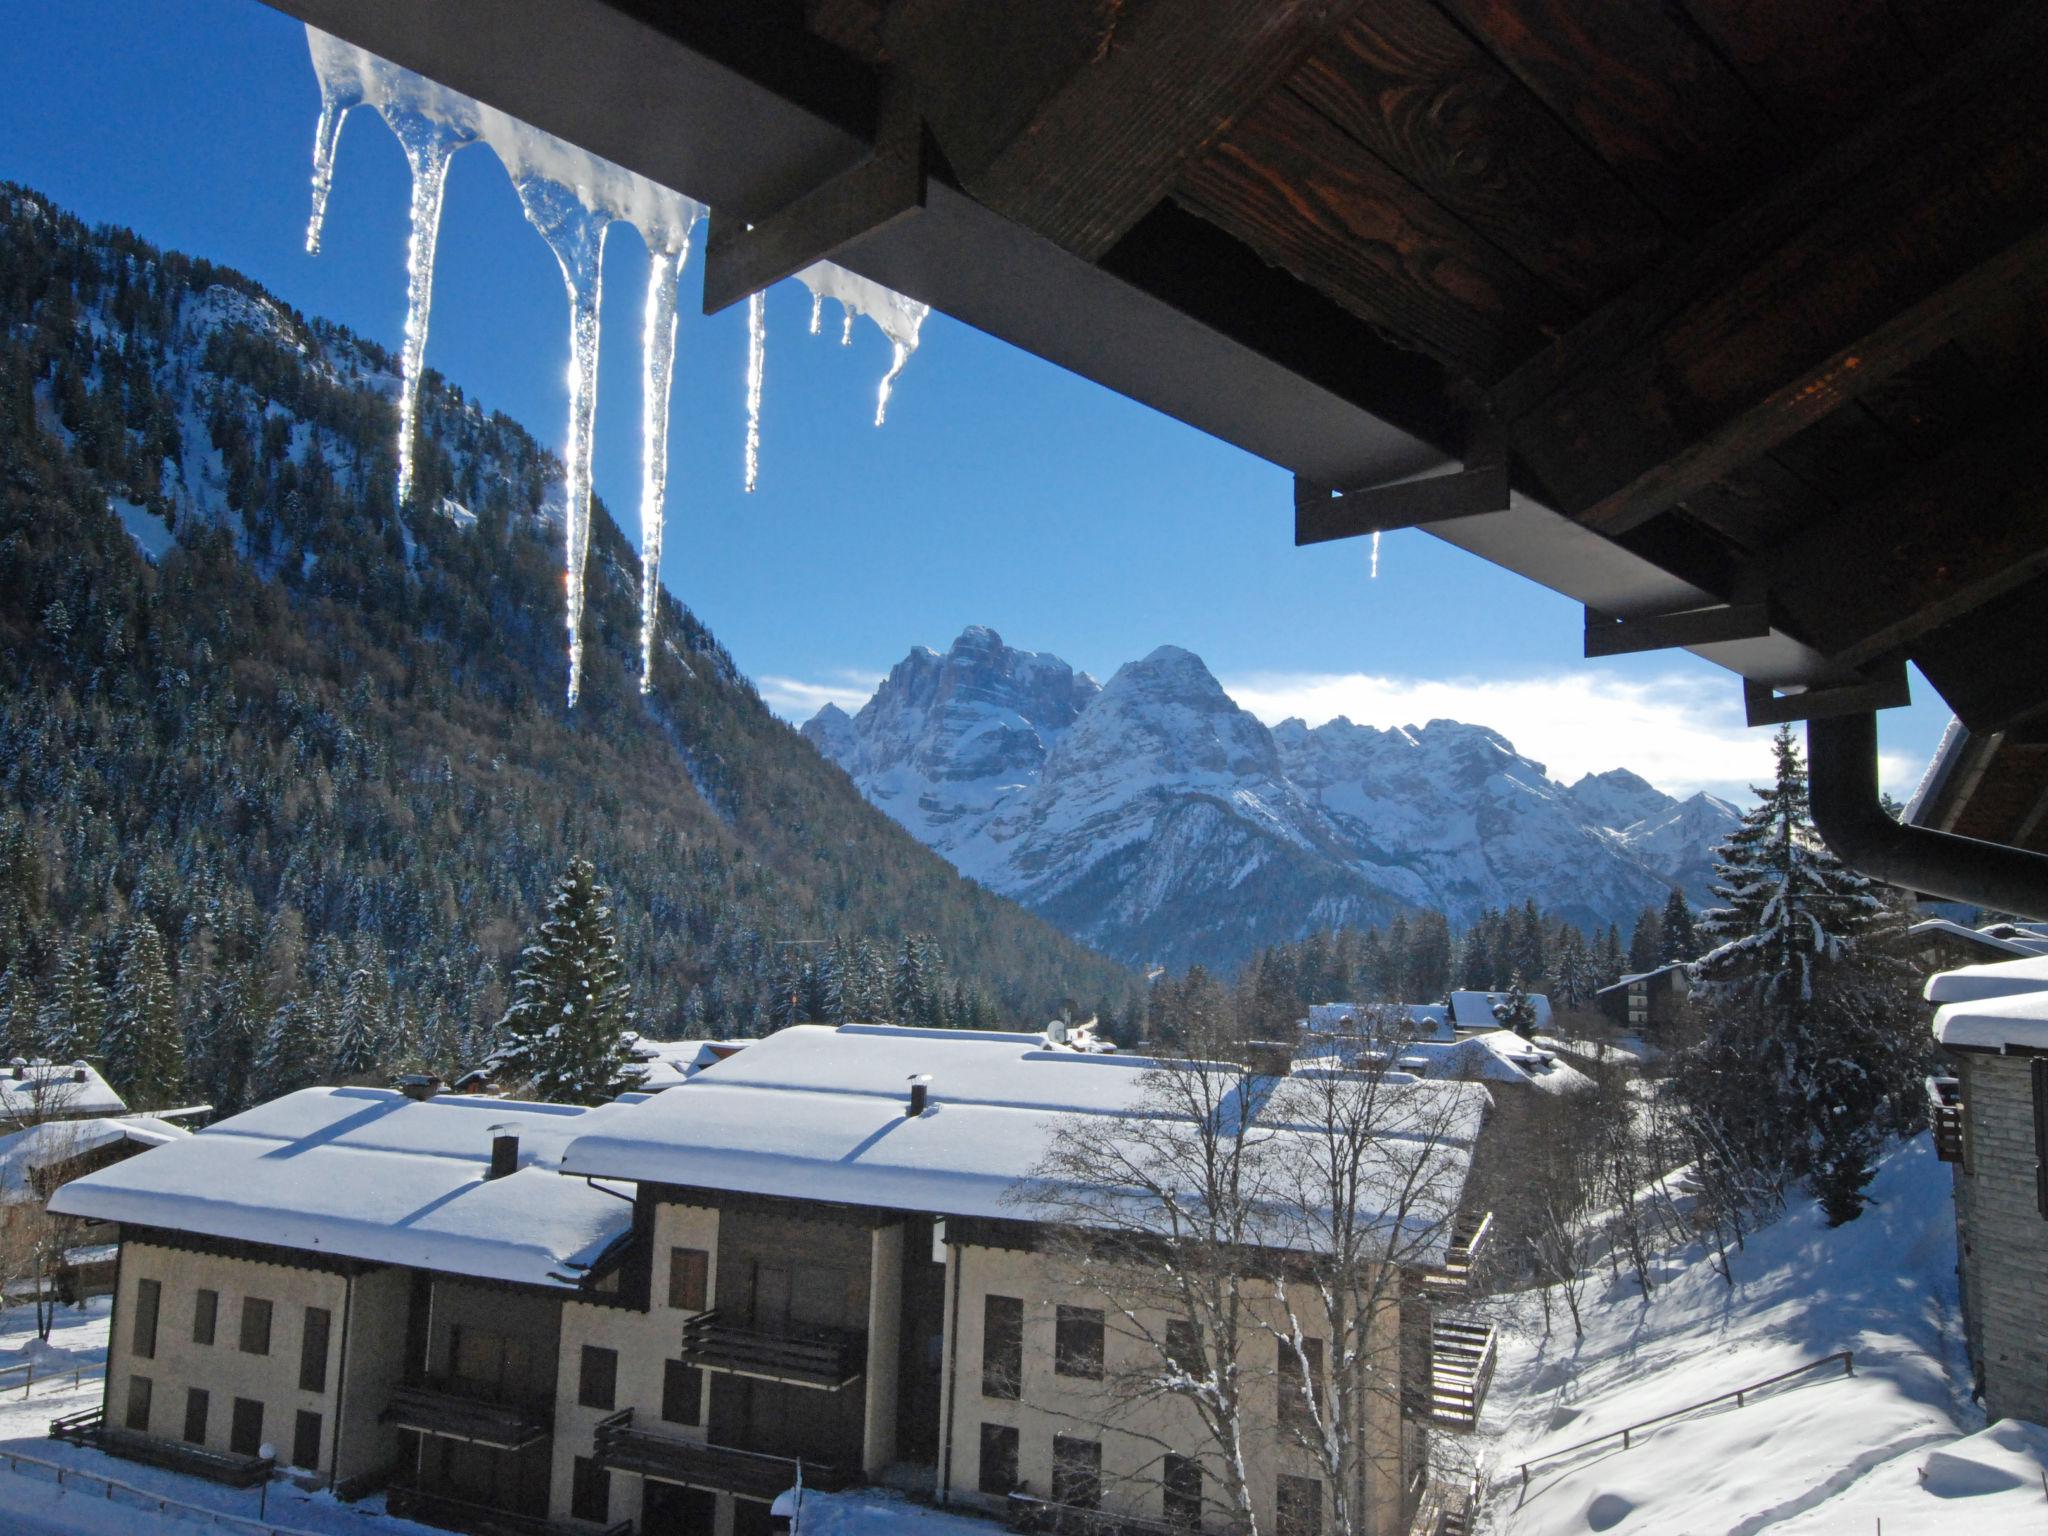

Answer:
[1807,712,2048,918]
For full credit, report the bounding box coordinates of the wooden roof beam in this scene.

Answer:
[1493,2,2048,537]
[883,0,1366,261]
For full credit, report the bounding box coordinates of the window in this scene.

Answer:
[240,1297,273,1356]
[292,1409,322,1471]
[1278,1337,1323,1435]
[981,1294,1023,1399]
[579,1344,618,1410]
[1051,1435,1102,1509]
[229,1397,264,1457]
[125,1374,152,1432]
[1164,1319,1205,1379]
[978,1423,1020,1498]
[1054,1305,1104,1380]
[1276,1475,1322,1536]
[192,1288,217,1346]
[132,1277,160,1359]
[183,1387,210,1445]
[570,1456,611,1523]
[661,1360,703,1426]
[1163,1453,1202,1528]
[668,1246,710,1311]
[299,1307,331,1393]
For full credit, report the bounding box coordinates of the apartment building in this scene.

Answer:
[53,1025,1493,1536]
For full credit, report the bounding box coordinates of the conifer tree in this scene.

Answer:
[1626,906,1664,975]
[1659,889,1698,964]
[39,937,106,1064]
[331,968,388,1079]
[255,990,335,1100]
[491,859,641,1103]
[1597,924,1624,985]
[1551,927,1593,1011]
[105,920,183,1108]
[1677,726,1924,1225]
[1492,970,1540,1039]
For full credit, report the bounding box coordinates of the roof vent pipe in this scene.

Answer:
[8,1058,24,1080]
[907,1074,931,1118]
[1808,712,2048,919]
[487,1130,519,1180]
[72,1064,87,1083]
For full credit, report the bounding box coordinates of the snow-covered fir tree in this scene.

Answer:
[331,967,388,1079]
[39,936,106,1064]
[491,859,642,1104]
[1551,928,1593,1011]
[1492,970,1540,1038]
[1626,905,1663,974]
[1677,726,1927,1225]
[105,920,184,1108]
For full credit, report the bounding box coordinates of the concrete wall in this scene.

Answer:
[862,1221,904,1475]
[111,1241,351,1474]
[1951,1051,2048,1423]
[334,1264,413,1484]
[548,1203,720,1530]
[940,1243,1411,1536]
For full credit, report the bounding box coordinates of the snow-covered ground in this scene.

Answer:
[0,1300,438,1535]
[1476,1139,2046,1534]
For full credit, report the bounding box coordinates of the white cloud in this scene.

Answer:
[1218,667,1921,802]
[757,670,884,721]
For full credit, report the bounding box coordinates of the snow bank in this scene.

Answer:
[1480,1141,2010,1536]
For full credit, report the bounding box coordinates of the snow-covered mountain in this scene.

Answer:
[804,628,1740,968]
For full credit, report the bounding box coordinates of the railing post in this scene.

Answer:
[1844,1352,1854,1377]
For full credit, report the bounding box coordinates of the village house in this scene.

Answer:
[0,1059,130,1127]
[51,1024,1493,1536]
[1922,952,2048,1424]
[1593,964,1692,1036]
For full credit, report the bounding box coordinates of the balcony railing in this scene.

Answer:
[591,1409,845,1500]
[382,1380,552,1452]
[72,1424,274,1487]
[1928,1075,1965,1166]
[388,1484,629,1536]
[1427,1319,1497,1433]
[1425,1211,1494,1296]
[677,1310,865,1390]
[1004,1491,1185,1536]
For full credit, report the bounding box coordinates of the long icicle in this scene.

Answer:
[305,92,354,255]
[1370,528,1381,579]
[744,289,766,493]
[876,341,911,428]
[389,118,463,512]
[638,240,687,693]
[513,179,610,706]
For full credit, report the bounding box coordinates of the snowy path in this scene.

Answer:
[0,1302,438,1535]
[1473,1141,2048,1535]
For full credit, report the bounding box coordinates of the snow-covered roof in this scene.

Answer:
[623,1037,747,1091]
[1932,990,2048,1053]
[1923,953,2048,1006]
[1448,990,1554,1030]
[560,1025,1485,1263]
[0,1116,190,1201]
[50,1087,641,1288]
[1304,1002,1453,1041]
[1908,918,2048,958]
[1594,962,1690,998]
[1301,1028,1592,1096]
[0,1062,126,1120]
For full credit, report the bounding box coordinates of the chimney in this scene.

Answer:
[396,1073,441,1102]
[906,1074,931,1118]
[9,1058,25,1081]
[72,1063,87,1084]
[487,1130,520,1180]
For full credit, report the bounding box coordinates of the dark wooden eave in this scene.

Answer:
[261,0,2048,740]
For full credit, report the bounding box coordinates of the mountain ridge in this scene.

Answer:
[805,627,1740,968]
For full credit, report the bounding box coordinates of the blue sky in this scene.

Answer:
[1,0,1950,801]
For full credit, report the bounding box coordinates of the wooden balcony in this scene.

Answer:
[1427,1320,1497,1434]
[592,1409,845,1500]
[388,1484,629,1536]
[677,1309,865,1391]
[1928,1076,1965,1167]
[381,1380,552,1452]
[1425,1212,1494,1296]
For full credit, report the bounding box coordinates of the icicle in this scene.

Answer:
[1370,529,1381,580]
[809,290,823,336]
[744,290,766,494]
[794,261,931,426]
[385,111,469,510]
[512,175,610,706]
[304,87,357,256]
[637,214,697,694]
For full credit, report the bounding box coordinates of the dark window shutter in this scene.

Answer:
[661,1359,703,1426]
[579,1344,618,1410]
[192,1288,217,1346]
[132,1278,160,1360]
[292,1409,323,1471]
[182,1387,209,1445]
[299,1307,331,1393]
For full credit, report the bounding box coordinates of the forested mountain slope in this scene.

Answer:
[0,185,1134,1112]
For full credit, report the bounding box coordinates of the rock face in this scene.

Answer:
[806,629,1740,968]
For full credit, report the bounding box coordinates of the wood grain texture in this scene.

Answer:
[889,0,1369,260]
[1177,86,1578,380]
[1434,0,1789,236]
[1288,0,1669,306]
